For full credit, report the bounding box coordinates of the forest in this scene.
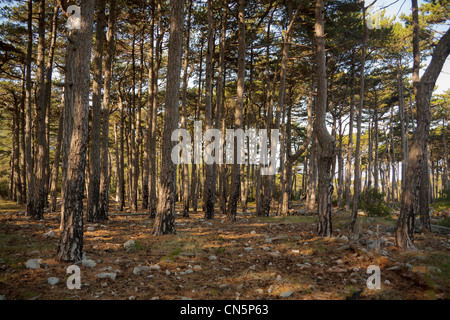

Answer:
[0,0,449,301]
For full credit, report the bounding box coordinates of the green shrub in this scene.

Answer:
[359,188,391,217]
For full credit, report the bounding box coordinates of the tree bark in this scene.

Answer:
[152,0,184,235]
[50,110,64,212]
[204,0,215,220]
[314,0,335,237]
[395,21,450,249]
[99,0,117,220]
[32,0,46,220]
[350,2,368,231]
[87,0,106,223]
[58,0,95,262]
[227,0,245,222]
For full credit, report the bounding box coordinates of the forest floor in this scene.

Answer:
[0,200,449,300]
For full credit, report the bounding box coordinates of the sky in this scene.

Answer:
[374,0,450,95]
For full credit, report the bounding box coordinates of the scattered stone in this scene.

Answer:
[193,265,202,271]
[165,270,171,275]
[268,285,274,293]
[244,247,253,251]
[280,291,293,298]
[307,285,316,291]
[223,268,231,271]
[336,259,343,265]
[133,266,153,275]
[263,246,270,251]
[44,230,56,238]
[269,251,281,258]
[251,231,256,235]
[219,284,230,290]
[291,250,300,254]
[26,259,42,269]
[96,273,116,281]
[249,265,256,271]
[237,284,244,290]
[0,295,5,300]
[150,264,161,271]
[384,280,391,286]
[387,266,400,271]
[255,289,264,294]
[81,260,97,268]
[185,269,194,274]
[181,297,193,300]
[47,277,59,286]
[209,255,217,261]
[123,240,136,252]
[128,296,136,300]
[151,297,159,300]
[99,266,112,272]
[276,275,282,281]
[87,226,95,232]
[101,282,108,287]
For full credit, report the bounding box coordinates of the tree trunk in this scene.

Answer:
[87,0,106,223]
[179,0,192,217]
[396,16,450,250]
[149,0,162,218]
[58,0,95,262]
[314,0,335,237]
[32,0,46,220]
[345,50,355,212]
[204,0,215,220]
[350,2,368,231]
[152,0,184,235]
[50,110,64,212]
[99,0,117,220]
[227,0,245,222]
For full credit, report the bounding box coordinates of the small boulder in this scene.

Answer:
[96,273,116,281]
[26,259,42,269]
[47,277,59,286]
[123,240,136,252]
[280,291,293,298]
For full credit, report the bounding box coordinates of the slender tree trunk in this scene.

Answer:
[345,51,355,212]
[99,0,117,220]
[149,0,163,218]
[227,0,245,222]
[58,0,95,262]
[374,90,379,190]
[143,3,155,211]
[152,0,184,235]
[50,110,64,212]
[13,103,23,204]
[42,6,59,208]
[32,0,46,220]
[314,0,335,237]
[87,0,106,222]
[217,0,227,216]
[350,2,368,232]
[204,0,215,219]
[179,0,192,217]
